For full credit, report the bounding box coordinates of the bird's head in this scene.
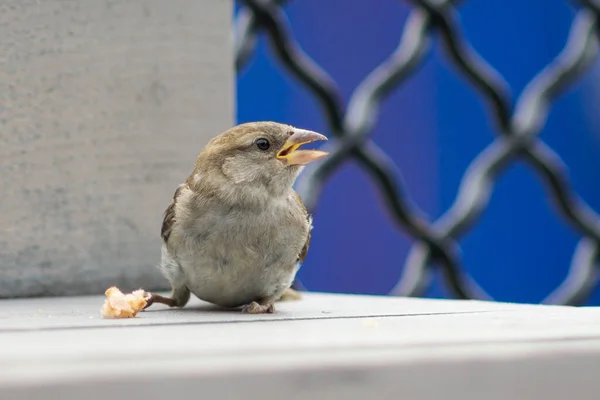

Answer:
[196,121,328,197]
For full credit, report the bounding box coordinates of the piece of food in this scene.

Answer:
[100,286,149,318]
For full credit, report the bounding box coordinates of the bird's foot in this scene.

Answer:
[143,293,177,310]
[241,301,275,314]
[277,288,302,302]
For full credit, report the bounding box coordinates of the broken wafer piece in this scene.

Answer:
[100,286,149,319]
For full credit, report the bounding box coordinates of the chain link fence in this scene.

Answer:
[234,0,600,306]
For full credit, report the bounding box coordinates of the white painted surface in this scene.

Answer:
[0,292,599,399]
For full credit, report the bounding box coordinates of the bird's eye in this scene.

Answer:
[255,138,270,151]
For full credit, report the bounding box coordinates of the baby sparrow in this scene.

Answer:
[144,121,328,313]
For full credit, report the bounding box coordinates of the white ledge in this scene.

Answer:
[1,292,599,399]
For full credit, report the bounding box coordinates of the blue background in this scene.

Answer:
[235,0,600,305]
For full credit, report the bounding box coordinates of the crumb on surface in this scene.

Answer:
[100,286,149,319]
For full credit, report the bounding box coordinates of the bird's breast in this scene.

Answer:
[175,199,308,307]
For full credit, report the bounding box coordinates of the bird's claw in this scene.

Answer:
[278,288,302,302]
[142,297,153,310]
[142,292,177,310]
[142,292,155,310]
[241,301,275,314]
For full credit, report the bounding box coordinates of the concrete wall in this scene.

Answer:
[0,0,234,297]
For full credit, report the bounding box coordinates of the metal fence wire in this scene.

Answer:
[234,0,600,306]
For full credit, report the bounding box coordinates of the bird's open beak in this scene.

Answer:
[276,129,329,165]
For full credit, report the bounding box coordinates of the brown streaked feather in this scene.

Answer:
[291,191,312,264]
[161,183,186,243]
[298,227,311,264]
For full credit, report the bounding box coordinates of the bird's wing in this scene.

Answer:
[292,191,313,264]
[298,216,312,264]
[161,183,187,243]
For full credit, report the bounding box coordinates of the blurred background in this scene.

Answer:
[2,0,600,306]
[236,0,600,305]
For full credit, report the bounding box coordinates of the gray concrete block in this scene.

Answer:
[0,0,234,297]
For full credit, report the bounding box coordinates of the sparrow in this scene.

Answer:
[144,121,328,313]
